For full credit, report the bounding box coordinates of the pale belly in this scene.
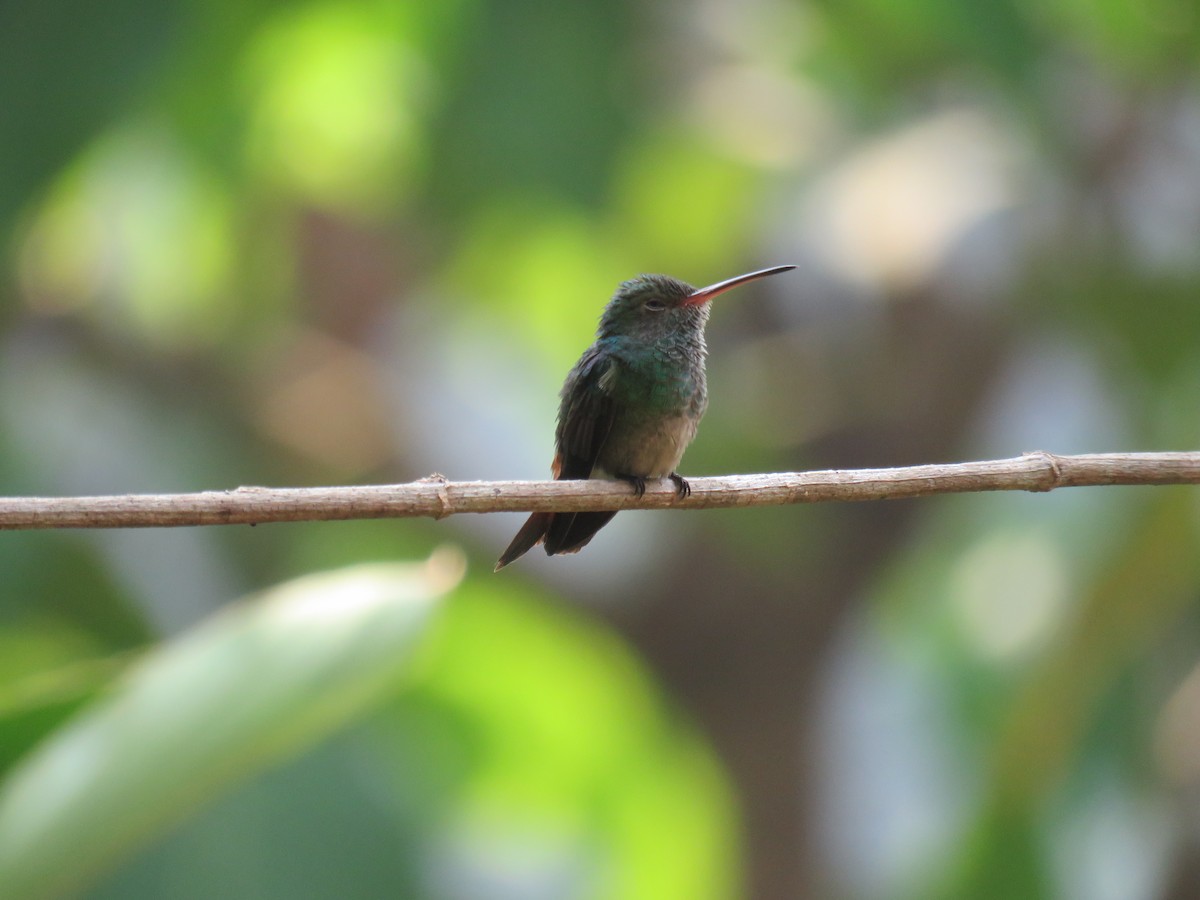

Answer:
[596,414,700,478]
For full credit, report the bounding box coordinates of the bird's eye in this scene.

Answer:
[644,299,667,311]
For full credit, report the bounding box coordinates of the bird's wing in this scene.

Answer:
[542,348,620,556]
[553,347,617,481]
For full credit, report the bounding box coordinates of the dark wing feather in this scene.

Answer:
[495,347,620,569]
[544,348,619,555]
[553,347,617,479]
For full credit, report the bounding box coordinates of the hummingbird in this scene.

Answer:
[495,264,795,571]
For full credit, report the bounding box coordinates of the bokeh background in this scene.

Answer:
[2,1,1200,898]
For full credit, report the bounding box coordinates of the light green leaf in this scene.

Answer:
[0,549,464,900]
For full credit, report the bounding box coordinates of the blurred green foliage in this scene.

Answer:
[1,0,1200,898]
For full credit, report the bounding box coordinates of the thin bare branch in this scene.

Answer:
[0,451,1197,531]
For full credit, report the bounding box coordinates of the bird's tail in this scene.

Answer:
[545,511,617,556]
[494,512,553,571]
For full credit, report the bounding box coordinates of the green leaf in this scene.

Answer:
[0,550,464,900]
[0,652,128,777]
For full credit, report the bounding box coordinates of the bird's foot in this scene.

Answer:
[668,472,691,498]
[617,474,647,497]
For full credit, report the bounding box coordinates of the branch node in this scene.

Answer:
[1023,450,1064,491]
[415,472,453,519]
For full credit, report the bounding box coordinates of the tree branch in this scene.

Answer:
[1,452,1197,531]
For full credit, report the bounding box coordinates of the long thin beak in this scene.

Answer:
[682,264,796,306]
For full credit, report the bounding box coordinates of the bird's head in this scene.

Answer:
[597,266,795,344]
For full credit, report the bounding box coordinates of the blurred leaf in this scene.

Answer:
[385,578,742,900]
[18,129,240,349]
[88,728,429,900]
[0,625,129,776]
[611,134,760,276]
[0,551,463,899]
[241,1,434,215]
[71,574,739,900]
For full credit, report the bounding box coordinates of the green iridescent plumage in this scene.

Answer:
[496,265,795,570]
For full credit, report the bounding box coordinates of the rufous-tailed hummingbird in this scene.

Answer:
[495,264,796,570]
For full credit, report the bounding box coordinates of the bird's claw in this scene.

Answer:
[669,473,691,498]
[618,474,648,497]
